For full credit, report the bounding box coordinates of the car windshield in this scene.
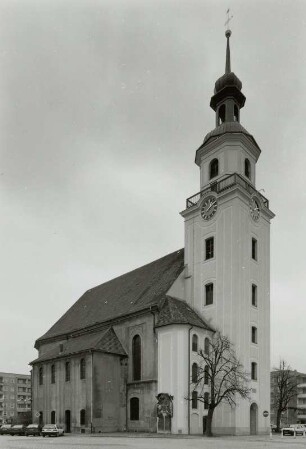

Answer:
[13,425,23,428]
[27,424,38,428]
[1,425,11,428]
[44,425,56,429]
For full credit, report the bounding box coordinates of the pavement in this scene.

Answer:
[0,433,306,449]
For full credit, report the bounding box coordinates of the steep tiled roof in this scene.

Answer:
[31,327,126,364]
[156,296,214,331]
[36,249,184,346]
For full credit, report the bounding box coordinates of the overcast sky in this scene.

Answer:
[1,0,306,375]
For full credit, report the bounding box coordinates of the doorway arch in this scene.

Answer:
[250,403,258,435]
[65,410,71,433]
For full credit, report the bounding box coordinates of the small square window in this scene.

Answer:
[205,237,214,260]
[252,238,257,261]
[252,284,257,307]
[251,326,257,344]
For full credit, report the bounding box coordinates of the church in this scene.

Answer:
[30,28,274,436]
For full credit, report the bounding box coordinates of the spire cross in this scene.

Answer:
[224,8,233,30]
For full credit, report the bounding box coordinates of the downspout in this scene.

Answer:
[188,326,193,435]
[91,352,93,433]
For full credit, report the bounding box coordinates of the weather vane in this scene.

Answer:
[224,8,233,30]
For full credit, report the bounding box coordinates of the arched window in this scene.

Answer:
[65,361,70,382]
[205,283,213,306]
[204,338,210,355]
[204,392,209,410]
[51,410,56,424]
[204,365,209,384]
[80,358,86,380]
[192,391,198,409]
[245,158,251,179]
[51,364,55,384]
[132,335,141,381]
[192,363,198,383]
[192,334,198,352]
[234,104,239,122]
[39,367,43,386]
[209,159,219,180]
[218,104,226,125]
[80,409,86,426]
[130,397,139,421]
[251,362,257,381]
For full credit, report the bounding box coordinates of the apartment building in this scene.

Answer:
[0,372,31,424]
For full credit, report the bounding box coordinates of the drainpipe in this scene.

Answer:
[91,352,93,433]
[188,326,193,435]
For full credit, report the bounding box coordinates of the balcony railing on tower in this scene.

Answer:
[186,173,269,209]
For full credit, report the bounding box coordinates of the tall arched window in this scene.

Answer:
[130,397,139,421]
[245,158,251,179]
[80,358,86,380]
[51,364,55,384]
[192,334,198,352]
[204,338,210,355]
[132,335,141,381]
[51,410,56,424]
[209,159,219,180]
[218,104,226,125]
[192,391,198,409]
[204,392,209,410]
[80,409,86,426]
[65,361,70,382]
[39,367,43,386]
[204,365,209,384]
[192,363,198,383]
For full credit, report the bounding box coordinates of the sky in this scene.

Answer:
[1,0,306,375]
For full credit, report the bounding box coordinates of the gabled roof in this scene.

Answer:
[36,249,185,346]
[31,327,126,364]
[156,296,214,331]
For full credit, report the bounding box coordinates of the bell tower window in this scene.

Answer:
[245,158,251,179]
[218,104,226,125]
[234,104,239,122]
[209,159,219,180]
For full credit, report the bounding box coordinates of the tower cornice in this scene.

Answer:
[195,129,261,167]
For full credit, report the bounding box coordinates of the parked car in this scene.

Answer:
[0,424,12,435]
[41,424,64,437]
[282,424,306,436]
[10,424,27,436]
[25,424,42,436]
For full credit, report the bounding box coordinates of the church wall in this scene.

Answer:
[92,352,124,432]
[157,324,214,435]
[32,353,93,433]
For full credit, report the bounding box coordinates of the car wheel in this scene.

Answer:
[42,435,45,437]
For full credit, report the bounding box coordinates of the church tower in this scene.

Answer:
[181,29,275,435]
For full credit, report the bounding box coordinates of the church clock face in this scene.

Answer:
[250,197,260,221]
[201,195,218,220]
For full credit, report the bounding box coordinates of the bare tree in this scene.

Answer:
[190,331,251,437]
[272,360,297,432]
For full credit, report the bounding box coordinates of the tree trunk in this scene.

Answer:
[276,408,282,432]
[206,407,214,437]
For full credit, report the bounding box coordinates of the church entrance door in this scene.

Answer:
[65,410,71,433]
[250,403,258,435]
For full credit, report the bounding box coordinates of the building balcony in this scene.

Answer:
[297,414,306,419]
[185,173,269,209]
[298,383,306,389]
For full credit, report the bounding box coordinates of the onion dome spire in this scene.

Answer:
[210,28,245,125]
